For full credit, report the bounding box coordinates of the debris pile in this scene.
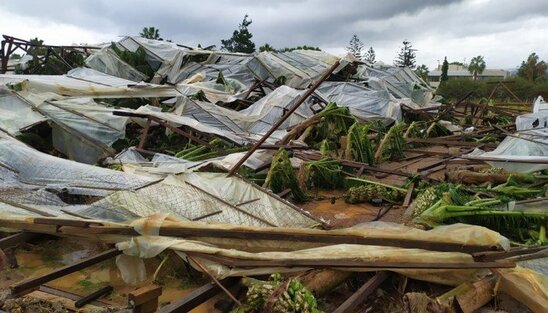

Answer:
[0,35,546,313]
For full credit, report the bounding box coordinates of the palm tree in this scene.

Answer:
[468,55,486,80]
[140,27,162,40]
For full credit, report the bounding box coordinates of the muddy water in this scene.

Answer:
[1,239,222,312]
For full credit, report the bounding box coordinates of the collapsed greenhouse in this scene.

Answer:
[0,35,546,313]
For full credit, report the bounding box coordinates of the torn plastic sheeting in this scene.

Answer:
[36,98,129,164]
[316,81,401,121]
[356,64,435,107]
[134,104,247,145]
[115,220,508,286]
[0,70,181,98]
[0,89,47,135]
[467,111,548,173]
[75,172,318,228]
[0,133,154,191]
[85,47,149,82]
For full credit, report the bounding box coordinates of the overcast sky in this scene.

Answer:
[1,0,547,70]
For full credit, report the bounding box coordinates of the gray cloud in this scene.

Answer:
[1,0,548,68]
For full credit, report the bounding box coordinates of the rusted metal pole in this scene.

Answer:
[227,60,341,175]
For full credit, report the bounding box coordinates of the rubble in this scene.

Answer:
[0,34,546,313]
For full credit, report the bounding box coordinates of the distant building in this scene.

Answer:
[428,64,509,87]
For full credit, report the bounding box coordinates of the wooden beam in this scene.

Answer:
[0,232,36,250]
[157,277,239,313]
[191,252,515,269]
[402,183,415,208]
[333,272,388,313]
[11,248,121,296]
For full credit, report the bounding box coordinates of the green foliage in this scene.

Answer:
[345,177,406,204]
[140,26,163,40]
[394,40,416,69]
[263,148,307,202]
[259,43,276,52]
[221,14,256,53]
[517,52,546,82]
[345,122,374,165]
[110,43,155,78]
[346,34,364,59]
[363,46,376,64]
[437,76,548,102]
[303,158,344,189]
[468,55,486,80]
[308,103,355,146]
[279,45,322,52]
[235,274,323,313]
[415,64,429,82]
[376,122,407,161]
[413,180,548,243]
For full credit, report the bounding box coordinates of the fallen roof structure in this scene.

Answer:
[0,35,546,313]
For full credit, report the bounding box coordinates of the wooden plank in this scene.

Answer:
[75,286,113,308]
[10,248,122,296]
[0,232,36,249]
[402,183,415,208]
[39,285,120,307]
[33,218,102,228]
[128,284,162,306]
[191,252,515,269]
[333,272,388,313]
[1,218,501,253]
[157,277,239,313]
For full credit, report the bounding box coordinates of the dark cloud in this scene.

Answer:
[1,0,548,67]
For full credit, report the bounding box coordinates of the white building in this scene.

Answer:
[428,64,509,87]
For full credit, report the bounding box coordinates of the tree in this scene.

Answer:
[415,64,429,81]
[468,55,486,80]
[394,40,416,69]
[346,34,364,59]
[518,53,546,82]
[140,27,163,40]
[440,57,449,84]
[363,47,376,64]
[279,45,321,52]
[221,14,256,53]
[259,43,276,52]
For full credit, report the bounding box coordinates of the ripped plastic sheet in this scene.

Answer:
[0,88,47,135]
[0,133,154,192]
[115,218,508,286]
[466,111,548,173]
[0,69,181,98]
[356,64,435,106]
[315,81,401,121]
[247,50,342,89]
[36,98,129,164]
[75,173,318,228]
[85,47,149,82]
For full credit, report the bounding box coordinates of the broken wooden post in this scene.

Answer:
[437,275,497,313]
[228,60,341,175]
[10,248,121,296]
[333,271,388,313]
[128,284,162,313]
